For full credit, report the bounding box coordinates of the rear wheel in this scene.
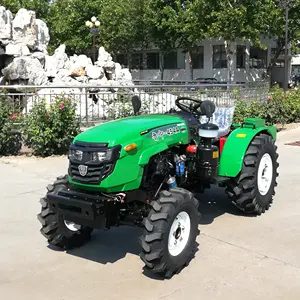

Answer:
[225,133,279,215]
[139,188,200,278]
[37,175,93,249]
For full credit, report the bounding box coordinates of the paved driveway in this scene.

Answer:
[1,127,300,300]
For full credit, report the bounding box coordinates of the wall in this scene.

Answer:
[130,37,282,83]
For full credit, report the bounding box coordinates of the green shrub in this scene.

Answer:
[22,95,81,157]
[233,86,300,126]
[0,89,22,156]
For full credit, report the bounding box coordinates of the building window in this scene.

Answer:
[191,46,204,69]
[164,51,178,69]
[213,45,227,69]
[115,54,128,67]
[236,45,246,68]
[249,47,267,69]
[271,47,284,56]
[146,52,159,69]
[131,52,143,69]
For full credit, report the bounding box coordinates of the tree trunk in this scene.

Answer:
[267,41,284,86]
[188,50,194,81]
[159,52,164,81]
[225,40,232,84]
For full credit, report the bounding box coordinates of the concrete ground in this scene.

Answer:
[1,127,300,300]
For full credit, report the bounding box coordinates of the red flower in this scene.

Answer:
[59,104,65,110]
[268,95,273,101]
[11,115,17,119]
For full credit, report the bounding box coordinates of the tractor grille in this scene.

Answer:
[69,162,113,185]
[68,142,121,185]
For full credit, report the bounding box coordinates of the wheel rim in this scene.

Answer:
[64,220,82,232]
[257,153,273,196]
[168,211,191,257]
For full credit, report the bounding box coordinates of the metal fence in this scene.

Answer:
[1,82,269,126]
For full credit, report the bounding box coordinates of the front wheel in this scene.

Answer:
[139,188,200,278]
[225,133,279,215]
[37,175,93,249]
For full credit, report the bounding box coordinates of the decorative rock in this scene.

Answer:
[0,6,136,115]
[0,6,13,44]
[0,45,5,55]
[95,46,117,81]
[88,78,110,92]
[118,68,133,85]
[44,55,57,77]
[45,44,69,77]
[71,66,86,77]
[53,44,69,70]
[56,68,72,79]
[2,56,48,85]
[96,46,113,67]
[115,63,122,80]
[5,43,30,56]
[36,19,50,53]
[70,54,92,73]
[12,8,37,50]
[52,76,80,85]
[86,65,104,79]
[32,51,45,67]
[75,76,89,83]
[89,77,109,86]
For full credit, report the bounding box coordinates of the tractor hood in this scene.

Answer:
[74,114,185,146]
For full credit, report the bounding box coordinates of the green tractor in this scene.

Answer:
[38,96,279,278]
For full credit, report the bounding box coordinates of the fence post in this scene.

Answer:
[25,88,28,114]
[84,87,88,126]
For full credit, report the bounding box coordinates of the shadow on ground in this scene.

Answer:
[66,225,143,264]
[63,186,246,268]
[196,185,244,225]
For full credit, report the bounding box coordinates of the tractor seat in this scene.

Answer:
[200,106,235,138]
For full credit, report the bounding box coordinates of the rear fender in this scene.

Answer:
[218,124,277,177]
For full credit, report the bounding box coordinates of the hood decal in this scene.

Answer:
[147,123,186,141]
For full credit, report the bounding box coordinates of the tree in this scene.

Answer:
[99,0,152,62]
[148,0,192,79]
[1,0,21,14]
[1,0,50,19]
[46,0,104,55]
[176,0,213,79]
[264,0,300,80]
[198,0,276,83]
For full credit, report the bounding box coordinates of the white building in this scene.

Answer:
[291,54,300,75]
[114,37,291,85]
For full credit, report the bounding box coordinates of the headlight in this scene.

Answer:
[69,149,83,161]
[91,149,113,162]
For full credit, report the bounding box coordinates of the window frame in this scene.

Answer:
[236,45,246,69]
[213,44,227,69]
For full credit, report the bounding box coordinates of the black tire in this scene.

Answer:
[37,175,93,249]
[139,188,200,278]
[225,133,279,215]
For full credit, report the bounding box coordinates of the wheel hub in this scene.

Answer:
[168,211,191,256]
[257,153,273,196]
[64,220,82,232]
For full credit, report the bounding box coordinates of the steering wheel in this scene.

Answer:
[175,97,202,115]
[175,97,216,119]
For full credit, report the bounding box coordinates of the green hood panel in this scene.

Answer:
[74,114,185,146]
[70,114,190,192]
